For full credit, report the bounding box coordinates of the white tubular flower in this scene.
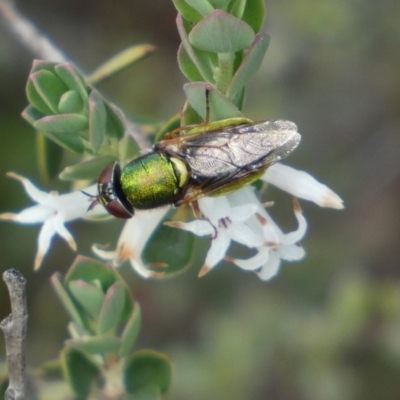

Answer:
[92,207,169,278]
[165,193,264,277]
[0,172,99,270]
[229,200,307,281]
[263,163,344,209]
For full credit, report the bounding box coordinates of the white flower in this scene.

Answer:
[92,207,169,279]
[0,172,100,270]
[226,187,307,281]
[263,163,344,209]
[165,194,264,277]
[165,163,342,280]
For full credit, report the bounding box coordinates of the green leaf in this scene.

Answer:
[54,63,89,105]
[61,347,100,397]
[21,104,45,124]
[59,155,116,181]
[89,90,107,153]
[185,0,214,15]
[30,59,57,74]
[172,0,203,22]
[29,70,69,114]
[98,282,127,334]
[176,15,214,82]
[33,114,88,153]
[120,303,141,357]
[118,134,141,165]
[88,45,157,85]
[184,82,243,121]
[34,113,88,134]
[36,132,64,181]
[209,0,231,9]
[58,90,83,114]
[66,336,121,354]
[143,211,195,276]
[124,350,173,396]
[228,0,246,18]
[227,33,270,98]
[177,44,204,82]
[26,79,54,115]
[242,0,266,33]
[189,10,255,53]
[65,256,120,292]
[51,273,87,331]
[68,280,105,321]
[105,102,125,140]
[35,126,85,154]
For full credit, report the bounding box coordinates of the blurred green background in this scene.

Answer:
[0,1,399,399]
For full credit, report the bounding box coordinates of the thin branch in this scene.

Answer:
[0,269,28,400]
[0,0,66,62]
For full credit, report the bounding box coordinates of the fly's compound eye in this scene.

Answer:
[98,162,134,219]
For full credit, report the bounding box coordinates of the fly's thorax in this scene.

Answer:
[120,152,188,209]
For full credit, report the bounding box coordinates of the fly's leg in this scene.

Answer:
[190,200,201,219]
[165,85,212,139]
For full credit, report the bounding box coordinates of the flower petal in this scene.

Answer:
[34,219,56,270]
[7,172,50,204]
[53,214,77,251]
[278,244,306,261]
[198,196,230,222]
[230,247,270,271]
[281,198,307,245]
[93,208,168,278]
[199,230,231,277]
[0,205,53,224]
[227,203,260,223]
[263,164,344,209]
[256,252,281,281]
[228,223,263,247]
[164,219,214,236]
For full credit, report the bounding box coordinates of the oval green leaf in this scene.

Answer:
[66,336,121,355]
[242,0,266,33]
[51,273,87,329]
[35,124,85,154]
[176,14,214,82]
[98,282,128,334]
[89,90,107,153]
[189,10,255,53]
[184,82,243,121]
[65,256,119,292]
[34,113,88,134]
[68,280,105,321]
[177,44,204,82]
[124,350,173,396]
[143,211,195,276]
[119,303,142,357]
[61,347,100,397]
[55,63,89,105]
[59,155,116,181]
[227,33,270,98]
[185,0,214,16]
[58,90,83,114]
[172,0,203,22]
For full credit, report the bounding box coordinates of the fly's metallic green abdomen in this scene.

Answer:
[120,153,186,209]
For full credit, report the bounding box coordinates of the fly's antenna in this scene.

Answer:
[80,190,100,212]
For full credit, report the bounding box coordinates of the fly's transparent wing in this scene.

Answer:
[157,120,301,205]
